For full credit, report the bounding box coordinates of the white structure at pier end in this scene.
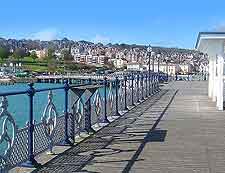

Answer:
[196,32,225,110]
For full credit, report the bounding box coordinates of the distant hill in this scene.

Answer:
[0,37,196,53]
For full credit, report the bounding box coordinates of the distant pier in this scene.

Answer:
[36,74,116,84]
[0,78,15,85]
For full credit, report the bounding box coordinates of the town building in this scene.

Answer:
[179,64,191,74]
[29,49,47,59]
[143,63,178,75]
[111,58,124,69]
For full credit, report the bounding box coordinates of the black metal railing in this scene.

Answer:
[0,72,164,171]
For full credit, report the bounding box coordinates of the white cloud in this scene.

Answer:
[212,23,225,32]
[92,34,111,44]
[215,24,225,32]
[31,28,59,41]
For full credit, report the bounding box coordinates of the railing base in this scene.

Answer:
[128,105,136,110]
[20,159,41,168]
[115,112,122,117]
[84,127,96,134]
[125,106,129,111]
[59,139,73,146]
[101,118,110,124]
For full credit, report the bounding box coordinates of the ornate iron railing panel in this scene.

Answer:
[7,127,28,169]
[52,115,65,145]
[91,89,104,126]
[41,91,58,154]
[107,82,116,117]
[134,76,139,103]
[126,79,132,107]
[33,122,49,155]
[0,96,18,170]
[71,96,86,136]
[118,80,125,112]
[33,115,65,155]
[0,72,165,171]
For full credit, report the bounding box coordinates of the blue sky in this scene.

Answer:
[0,0,225,48]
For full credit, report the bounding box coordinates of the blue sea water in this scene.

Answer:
[0,82,114,157]
[0,83,108,129]
[0,83,65,128]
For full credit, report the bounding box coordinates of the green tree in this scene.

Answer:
[61,49,73,61]
[13,48,27,61]
[47,48,55,59]
[65,63,79,71]
[48,59,57,73]
[30,51,38,62]
[61,49,74,72]
[0,47,10,61]
[43,48,55,62]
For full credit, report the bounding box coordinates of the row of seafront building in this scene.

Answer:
[29,48,208,75]
[28,43,208,72]
[126,62,208,75]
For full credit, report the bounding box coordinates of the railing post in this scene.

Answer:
[151,73,154,95]
[103,77,110,123]
[22,83,39,167]
[61,80,72,145]
[157,72,160,90]
[115,76,120,116]
[124,75,128,110]
[84,96,95,133]
[87,78,97,131]
[131,73,135,106]
[137,73,140,102]
[88,78,92,85]
[145,73,148,98]
[149,72,151,96]
[141,73,144,100]
[153,74,156,93]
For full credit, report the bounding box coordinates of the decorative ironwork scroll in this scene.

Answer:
[0,96,17,170]
[108,83,114,116]
[72,98,84,137]
[93,90,102,127]
[126,79,132,106]
[41,91,58,154]
[119,82,125,111]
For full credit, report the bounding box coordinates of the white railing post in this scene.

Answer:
[216,55,224,110]
[212,59,217,102]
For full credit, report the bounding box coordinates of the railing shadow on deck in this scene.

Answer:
[31,89,171,173]
[122,90,178,173]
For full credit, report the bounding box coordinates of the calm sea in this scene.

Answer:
[0,83,66,128]
[0,83,108,129]
[0,83,112,154]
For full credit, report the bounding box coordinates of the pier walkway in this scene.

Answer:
[15,81,225,173]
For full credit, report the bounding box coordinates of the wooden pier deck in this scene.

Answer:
[13,81,225,173]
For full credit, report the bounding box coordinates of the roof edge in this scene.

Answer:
[195,32,225,49]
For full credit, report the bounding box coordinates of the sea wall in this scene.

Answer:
[0,77,38,85]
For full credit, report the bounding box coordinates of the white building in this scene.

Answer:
[29,49,47,59]
[71,47,83,56]
[112,58,124,69]
[127,62,141,71]
[179,64,191,74]
[196,32,225,110]
[143,63,177,75]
